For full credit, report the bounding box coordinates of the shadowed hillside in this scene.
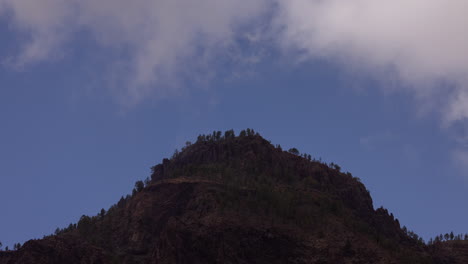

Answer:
[0,129,466,263]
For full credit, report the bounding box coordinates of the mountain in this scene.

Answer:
[0,129,466,263]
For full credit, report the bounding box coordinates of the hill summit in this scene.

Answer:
[1,129,467,263]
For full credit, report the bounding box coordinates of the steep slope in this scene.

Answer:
[0,129,466,263]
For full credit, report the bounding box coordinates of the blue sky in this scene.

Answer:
[1,0,468,248]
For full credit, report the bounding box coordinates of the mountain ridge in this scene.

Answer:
[0,129,465,263]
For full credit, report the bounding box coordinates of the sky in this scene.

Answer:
[1,0,468,247]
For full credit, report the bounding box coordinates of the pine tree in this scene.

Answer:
[100,208,106,218]
[133,180,144,195]
[288,148,299,155]
[224,129,235,139]
[13,243,21,250]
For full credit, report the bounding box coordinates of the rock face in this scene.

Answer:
[1,130,467,263]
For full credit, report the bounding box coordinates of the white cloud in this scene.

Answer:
[0,0,75,67]
[0,0,269,103]
[2,0,468,123]
[274,0,468,124]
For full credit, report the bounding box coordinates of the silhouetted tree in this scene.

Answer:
[224,129,235,139]
[100,208,106,218]
[212,131,222,141]
[197,135,206,142]
[171,149,179,159]
[13,243,20,250]
[78,215,93,237]
[333,164,341,172]
[117,196,126,208]
[144,177,151,187]
[246,128,256,136]
[0,241,2,250]
[288,148,299,155]
[133,180,144,195]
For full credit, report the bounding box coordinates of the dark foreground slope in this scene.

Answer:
[1,130,466,264]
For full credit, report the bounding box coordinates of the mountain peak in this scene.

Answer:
[1,129,467,264]
[151,129,373,213]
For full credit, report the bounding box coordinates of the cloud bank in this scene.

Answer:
[276,0,468,125]
[0,0,269,103]
[2,0,468,123]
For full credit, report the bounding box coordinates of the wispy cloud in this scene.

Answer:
[0,0,270,104]
[2,0,468,125]
[359,132,395,151]
[452,149,468,175]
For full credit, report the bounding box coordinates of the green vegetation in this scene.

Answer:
[30,129,448,263]
[149,129,430,257]
[0,241,21,252]
[49,129,369,247]
[13,243,20,250]
[132,180,144,195]
[402,226,425,245]
[288,148,299,155]
[428,232,468,245]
